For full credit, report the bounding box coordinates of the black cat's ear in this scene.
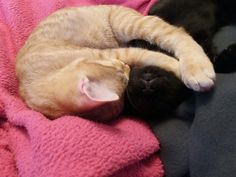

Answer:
[78,77,119,102]
[214,43,236,73]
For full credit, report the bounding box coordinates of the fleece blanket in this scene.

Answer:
[0,0,163,177]
[150,25,236,177]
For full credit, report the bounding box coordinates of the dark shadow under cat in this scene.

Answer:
[125,0,236,117]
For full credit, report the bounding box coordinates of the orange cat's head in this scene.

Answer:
[75,58,130,118]
[57,58,130,120]
[21,58,130,120]
[78,58,130,101]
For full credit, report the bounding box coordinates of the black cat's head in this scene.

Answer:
[126,66,190,116]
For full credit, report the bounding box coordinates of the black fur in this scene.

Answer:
[126,0,236,116]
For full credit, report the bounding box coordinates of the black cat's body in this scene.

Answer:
[146,0,236,71]
[150,0,236,62]
[150,0,217,58]
[126,0,236,116]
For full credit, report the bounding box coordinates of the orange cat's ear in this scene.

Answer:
[79,77,119,102]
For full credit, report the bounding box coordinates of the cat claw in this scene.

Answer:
[181,60,216,92]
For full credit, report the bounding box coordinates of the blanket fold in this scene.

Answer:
[0,0,163,177]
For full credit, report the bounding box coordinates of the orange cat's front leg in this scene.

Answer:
[99,47,180,78]
[110,7,215,91]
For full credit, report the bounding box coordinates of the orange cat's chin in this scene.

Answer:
[78,93,119,114]
[78,97,124,122]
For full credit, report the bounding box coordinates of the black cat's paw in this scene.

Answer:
[214,43,236,73]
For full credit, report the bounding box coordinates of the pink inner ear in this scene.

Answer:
[79,77,119,102]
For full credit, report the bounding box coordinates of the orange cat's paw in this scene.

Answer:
[181,59,216,92]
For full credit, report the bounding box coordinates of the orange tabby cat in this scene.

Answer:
[16,5,215,120]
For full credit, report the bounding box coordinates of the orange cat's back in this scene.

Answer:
[19,6,119,51]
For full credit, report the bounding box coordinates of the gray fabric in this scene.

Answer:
[149,98,194,177]
[150,118,191,177]
[190,73,236,177]
[150,25,236,177]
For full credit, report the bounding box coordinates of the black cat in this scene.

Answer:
[126,0,236,116]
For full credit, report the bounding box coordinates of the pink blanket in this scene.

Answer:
[0,0,163,177]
